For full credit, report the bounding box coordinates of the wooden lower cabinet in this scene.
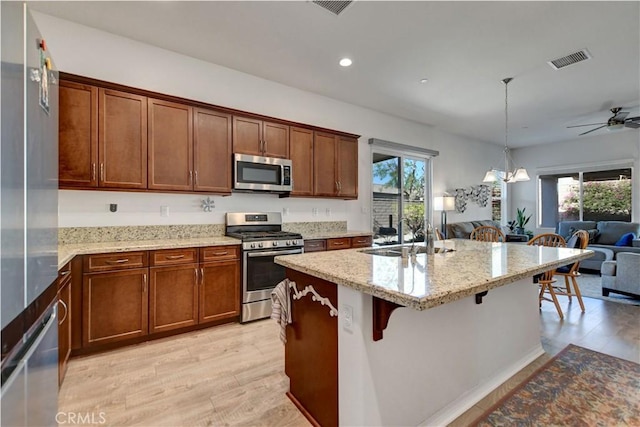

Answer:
[149,264,199,333]
[351,235,373,248]
[200,259,240,324]
[82,268,149,347]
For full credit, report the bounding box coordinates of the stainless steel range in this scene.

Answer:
[226,212,303,323]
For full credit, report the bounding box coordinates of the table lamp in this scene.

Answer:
[434,195,456,238]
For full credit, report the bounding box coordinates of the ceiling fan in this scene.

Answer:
[567,107,640,136]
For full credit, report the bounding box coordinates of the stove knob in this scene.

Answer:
[250,243,256,249]
[258,242,263,248]
[292,240,298,246]
[285,240,291,246]
[273,241,278,247]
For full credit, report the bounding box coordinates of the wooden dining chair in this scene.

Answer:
[470,225,505,242]
[553,229,588,312]
[528,233,567,319]
[435,228,445,241]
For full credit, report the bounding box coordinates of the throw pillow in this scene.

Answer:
[614,232,636,247]
[586,229,600,244]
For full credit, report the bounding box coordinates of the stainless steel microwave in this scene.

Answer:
[233,153,293,193]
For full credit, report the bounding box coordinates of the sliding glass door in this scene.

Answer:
[372,150,430,246]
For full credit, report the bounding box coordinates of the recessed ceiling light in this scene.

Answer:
[339,58,353,67]
[420,78,428,84]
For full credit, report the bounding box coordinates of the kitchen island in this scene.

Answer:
[275,239,593,426]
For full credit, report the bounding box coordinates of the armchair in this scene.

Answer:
[601,252,640,299]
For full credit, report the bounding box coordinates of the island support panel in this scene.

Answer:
[284,269,338,427]
[337,277,544,426]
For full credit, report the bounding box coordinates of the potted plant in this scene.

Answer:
[515,207,532,235]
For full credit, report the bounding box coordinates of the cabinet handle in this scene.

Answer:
[143,273,147,293]
[92,163,96,182]
[334,242,345,246]
[189,170,193,185]
[200,268,204,284]
[211,251,228,256]
[60,270,71,276]
[100,163,105,182]
[105,258,129,264]
[58,299,68,325]
[338,181,342,192]
[263,139,267,154]
[194,268,198,285]
[165,254,185,260]
[194,170,198,186]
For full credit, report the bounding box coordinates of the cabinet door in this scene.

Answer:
[313,131,338,196]
[59,81,98,187]
[194,108,232,193]
[58,276,71,386]
[232,116,262,156]
[263,121,289,158]
[337,136,358,199]
[148,99,193,191]
[98,89,147,189]
[82,268,148,347]
[290,127,314,196]
[149,265,198,333]
[199,260,240,324]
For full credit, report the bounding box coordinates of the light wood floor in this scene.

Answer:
[59,296,639,427]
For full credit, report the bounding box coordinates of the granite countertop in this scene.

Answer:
[58,236,241,269]
[275,239,594,311]
[302,230,372,240]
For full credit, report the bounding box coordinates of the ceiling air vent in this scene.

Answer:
[547,49,592,70]
[312,1,353,16]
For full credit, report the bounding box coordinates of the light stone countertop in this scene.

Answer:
[302,230,372,240]
[58,236,241,269]
[274,239,594,311]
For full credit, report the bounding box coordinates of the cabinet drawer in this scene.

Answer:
[326,238,351,251]
[151,248,198,266]
[200,245,239,262]
[84,251,148,272]
[57,261,72,290]
[304,239,326,253]
[351,236,373,248]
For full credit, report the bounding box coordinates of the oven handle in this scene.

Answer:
[247,249,303,257]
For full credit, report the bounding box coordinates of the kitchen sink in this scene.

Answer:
[360,245,454,257]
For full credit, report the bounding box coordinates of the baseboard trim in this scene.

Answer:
[421,344,545,426]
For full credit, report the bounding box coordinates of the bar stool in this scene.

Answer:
[470,225,505,242]
[528,233,566,319]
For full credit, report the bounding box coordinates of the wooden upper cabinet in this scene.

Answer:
[99,89,148,189]
[232,116,289,158]
[290,127,314,196]
[263,121,289,158]
[59,81,98,187]
[337,136,358,199]
[313,131,338,197]
[148,99,193,191]
[193,108,232,193]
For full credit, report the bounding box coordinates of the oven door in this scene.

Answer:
[243,248,302,303]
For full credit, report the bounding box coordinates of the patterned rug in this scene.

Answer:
[474,344,640,426]
[574,273,640,306]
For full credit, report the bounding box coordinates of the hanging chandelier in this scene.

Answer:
[483,77,530,184]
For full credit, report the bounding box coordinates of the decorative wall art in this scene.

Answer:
[452,185,492,212]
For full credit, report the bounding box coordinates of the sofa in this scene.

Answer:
[446,220,501,239]
[601,252,640,299]
[557,221,640,271]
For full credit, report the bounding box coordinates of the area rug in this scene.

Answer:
[574,273,640,306]
[473,344,640,426]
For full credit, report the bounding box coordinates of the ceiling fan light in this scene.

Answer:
[513,168,530,181]
[483,170,498,182]
[607,123,625,131]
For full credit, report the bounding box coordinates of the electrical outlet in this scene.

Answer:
[109,204,117,213]
[312,208,318,216]
[283,207,290,216]
[326,208,331,216]
[342,304,353,329]
[160,206,169,217]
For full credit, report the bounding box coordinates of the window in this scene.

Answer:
[539,167,632,228]
[491,180,502,222]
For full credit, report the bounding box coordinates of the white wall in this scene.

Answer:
[511,130,640,233]
[32,11,501,229]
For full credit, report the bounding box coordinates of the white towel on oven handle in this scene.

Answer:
[271,279,292,344]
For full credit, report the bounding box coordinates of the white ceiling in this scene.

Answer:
[30,1,640,148]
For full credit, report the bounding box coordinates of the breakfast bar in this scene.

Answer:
[275,239,593,426]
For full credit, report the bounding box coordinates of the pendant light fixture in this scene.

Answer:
[483,77,530,183]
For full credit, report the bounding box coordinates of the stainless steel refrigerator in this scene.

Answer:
[1,2,59,425]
